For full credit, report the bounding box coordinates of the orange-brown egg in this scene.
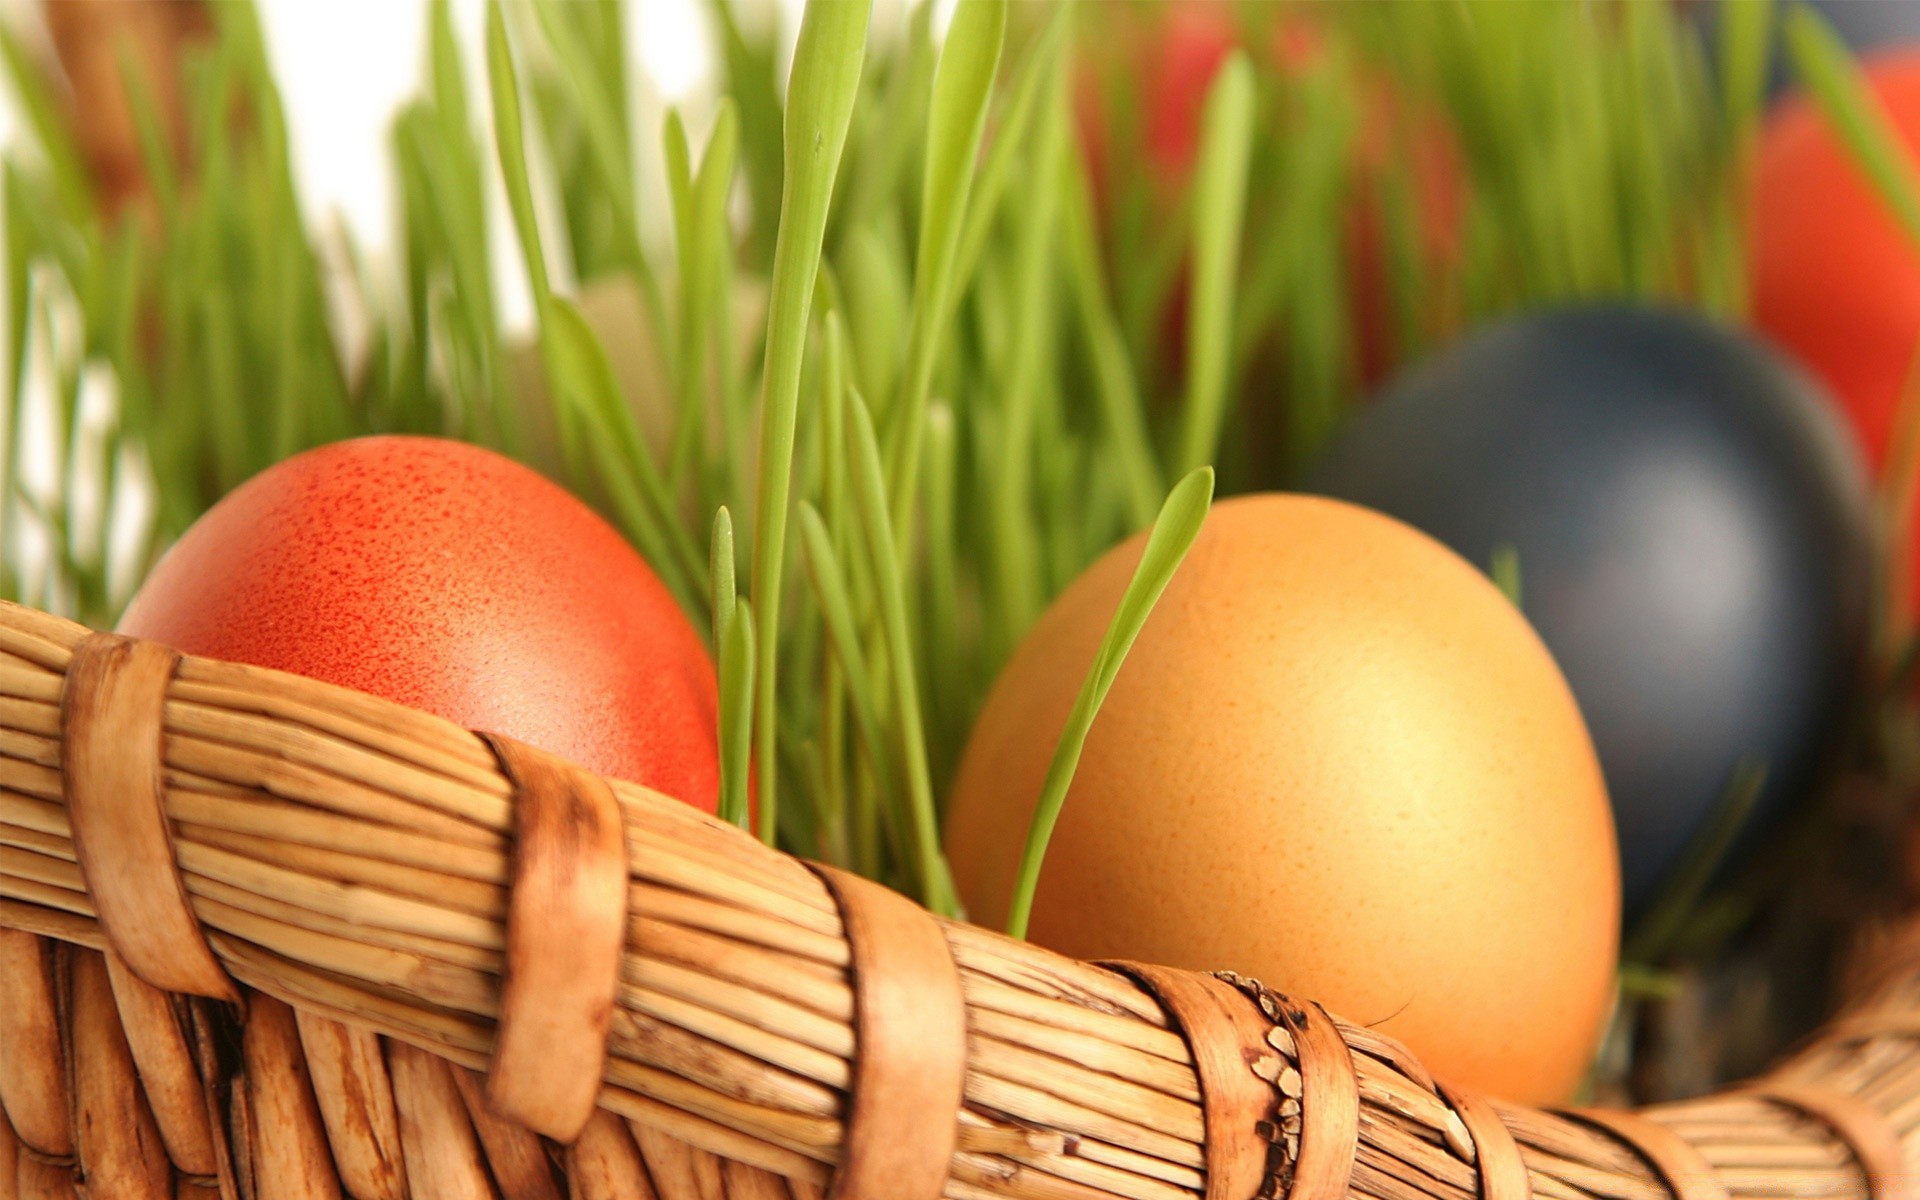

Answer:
[944,493,1619,1104]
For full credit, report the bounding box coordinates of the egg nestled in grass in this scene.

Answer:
[1307,307,1871,919]
[944,493,1620,1105]
[119,436,723,810]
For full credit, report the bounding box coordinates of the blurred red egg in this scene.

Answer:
[1753,51,1920,472]
[1075,6,1462,387]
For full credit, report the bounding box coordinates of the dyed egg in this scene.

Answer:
[945,494,1619,1105]
[1753,50,1920,478]
[1074,6,1460,387]
[120,436,722,808]
[1306,307,1872,918]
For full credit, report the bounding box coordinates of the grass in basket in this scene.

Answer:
[0,0,1807,940]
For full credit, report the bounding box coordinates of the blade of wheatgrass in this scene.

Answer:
[1718,2,1772,159]
[664,108,703,488]
[527,1,638,240]
[430,0,481,233]
[544,296,700,611]
[921,403,960,698]
[486,3,553,316]
[949,6,1067,306]
[3,174,37,590]
[711,506,737,650]
[1243,49,1355,473]
[1622,757,1768,966]
[590,0,629,146]
[267,211,302,462]
[922,399,963,769]
[846,391,956,914]
[1173,54,1255,477]
[199,292,249,495]
[817,312,857,868]
[798,499,904,885]
[529,0,663,331]
[1786,6,1920,252]
[390,104,436,381]
[750,0,871,848]
[1005,467,1214,940]
[1060,144,1162,531]
[836,1,936,244]
[0,23,92,217]
[429,0,506,426]
[1491,543,1522,609]
[718,598,756,831]
[115,41,182,226]
[709,124,749,510]
[840,224,909,407]
[491,1,702,587]
[679,102,741,513]
[223,0,352,420]
[1873,351,1920,661]
[883,0,1006,539]
[692,108,742,306]
[707,0,786,263]
[985,42,1071,653]
[800,308,851,850]
[491,0,589,460]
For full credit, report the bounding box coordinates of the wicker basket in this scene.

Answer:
[0,595,1911,1200]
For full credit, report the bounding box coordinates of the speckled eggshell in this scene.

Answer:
[119,436,721,810]
[943,493,1619,1105]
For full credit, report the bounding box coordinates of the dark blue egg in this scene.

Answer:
[1304,306,1872,920]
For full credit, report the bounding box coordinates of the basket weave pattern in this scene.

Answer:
[0,597,1913,1200]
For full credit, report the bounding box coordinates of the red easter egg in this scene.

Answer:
[1076,7,1462,389]
[119,436,721,810]
[1752,51,1920,472]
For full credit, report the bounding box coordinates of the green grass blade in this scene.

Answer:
[700,104,748,508]
[1491,543,1522,608]
[116,39,182,224]
[1006,467,1215,939]
[798,500,897,871]
[950,7,1066,302]
[1719,0,1774,149]
[922,399,963,768]
[718,598,756,831]
[884,0,1007,535]
[664,108,703,487]
[430,0,478,199]
[1061,144,1161,530]
[1173,55,1255,477]
[711,506,737,649]
[707,0,786,261]
[840,224,909,407]
[0,23,92,216]
[530,0,653,293]
[487,1,551,311]
[544,294,701,609]
[1623,757,1768,965]
[985,41,1070,650]
[845,391,956,914]
[1785,6,1920,253]
[837,1,936,242]
[750,0,871,848]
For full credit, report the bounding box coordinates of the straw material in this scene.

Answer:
[0,597,1914,1200]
